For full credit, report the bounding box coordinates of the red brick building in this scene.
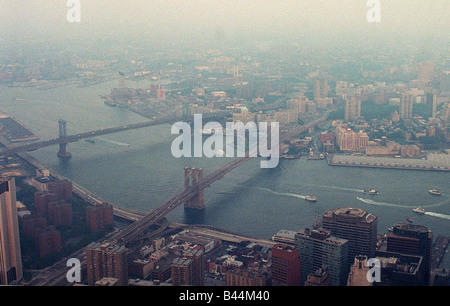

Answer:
[47,200,72,227]
[86,203,114,232]
[271,244,302,286]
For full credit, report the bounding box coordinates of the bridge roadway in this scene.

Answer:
[0,112,230,157]
[113,116,326,244]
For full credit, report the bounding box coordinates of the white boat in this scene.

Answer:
[367,188,378,195]
[429,189,441,196]
[216,150,225,157]
[305,195,317,202]
[412,207,425,214]
[201,128,214,135]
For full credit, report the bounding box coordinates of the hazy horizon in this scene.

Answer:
[1,0,448,49]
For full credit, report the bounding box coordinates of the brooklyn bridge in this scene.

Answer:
[0,112,325,245]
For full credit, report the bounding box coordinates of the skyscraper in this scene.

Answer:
[425,93,437,119]
[271,244,302,286]
[345,96,361,121]
[322,207,378,266]
[313,78,330,101]
[0,177,23,285]
[386,223,433,285]
[295,228,349,286]
[400,91,414,119]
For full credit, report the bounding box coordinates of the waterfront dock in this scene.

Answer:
[327,153,450,172]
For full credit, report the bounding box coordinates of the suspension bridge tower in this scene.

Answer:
[57,119,71,159]
[184,166,205,210]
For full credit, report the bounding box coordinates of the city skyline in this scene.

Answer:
[0,0,447,291]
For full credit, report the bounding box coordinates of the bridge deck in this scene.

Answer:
[113,117,325,244]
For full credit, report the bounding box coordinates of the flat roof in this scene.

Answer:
[323,207,377,223]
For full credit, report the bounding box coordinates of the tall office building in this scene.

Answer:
[386,223,433,285]
[400,92,414,119]
[425,93,437,119]
[322,207,378,266]
[86,242,128,286]
[0,177,23,285]
[295,228,349,286]
[313,78,330,101]
[345,96,361,121]
[271,244,302,286]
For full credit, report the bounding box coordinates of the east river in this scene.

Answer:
[0,81,448,266]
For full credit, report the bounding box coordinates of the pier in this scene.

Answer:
[327,153,450,172]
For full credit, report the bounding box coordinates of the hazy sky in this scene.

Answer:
[1,0,448,46]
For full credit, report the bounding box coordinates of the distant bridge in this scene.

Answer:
[0,112,230,158]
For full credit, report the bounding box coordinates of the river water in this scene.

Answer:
[0,81,449,248]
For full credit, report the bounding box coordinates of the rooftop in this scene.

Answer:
[323,207,377,223]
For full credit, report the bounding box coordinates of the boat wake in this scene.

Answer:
[357,197,450,221]
[356,197,408,208]
[300,183,364,194]
[424,212,450,220]
[97,137,130,147]
[258,187,306,200]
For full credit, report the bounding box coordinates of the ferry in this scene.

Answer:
[412,207,425,214]
[305,195,317,202]
[429,189,441,196]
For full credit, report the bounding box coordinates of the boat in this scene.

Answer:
[201,128,214,135]
[406,218,413,223]
[412,207,425,214]
[429,189,441,196]
[216,150,225,157]
[85,139,95,144]
[305,195,317,202]
[366,188,378,195]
